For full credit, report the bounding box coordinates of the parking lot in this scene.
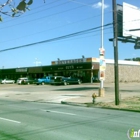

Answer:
[0,83,96,103]
[0,82,140,104]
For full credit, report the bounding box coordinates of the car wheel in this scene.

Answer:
[42,82,45,85]
[64,81,67,86]
[78,80,81,85]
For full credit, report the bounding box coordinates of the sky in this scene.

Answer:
[0,0,140,68]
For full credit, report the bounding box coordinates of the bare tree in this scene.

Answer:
[0,0,45,21]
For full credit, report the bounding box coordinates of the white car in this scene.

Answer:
[17,77,35,85]
[1,79,15,84]
[17,77,28,85]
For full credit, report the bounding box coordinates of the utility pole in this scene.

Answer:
[112,0,119,105]
[99,0,106,97]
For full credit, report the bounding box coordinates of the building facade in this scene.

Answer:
[0,57,140,83]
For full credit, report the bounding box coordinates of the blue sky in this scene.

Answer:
[0,0,140,68]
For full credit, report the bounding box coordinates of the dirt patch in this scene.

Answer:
[86,96,140,111]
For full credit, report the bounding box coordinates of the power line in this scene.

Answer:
[0,23,112,52]
[0,1,110,29]
[3,0,70,22]
[0,11,112,44]
[67,0,99,7]
[0,1,73,29]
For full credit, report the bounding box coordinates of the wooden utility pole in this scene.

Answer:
[112,0,120,105]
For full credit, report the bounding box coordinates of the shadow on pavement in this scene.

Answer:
[53,87,99,91]
[120,89,140,92]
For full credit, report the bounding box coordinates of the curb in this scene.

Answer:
[96,106,140,113]
[61,101,140,113]
[61,101,88,107]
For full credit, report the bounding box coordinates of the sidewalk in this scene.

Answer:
[61,82,140,111]
[61,82,140,103]
[0,82,139,110]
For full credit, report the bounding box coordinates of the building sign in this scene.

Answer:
[86,58,92,62]
[58,59,83,64]
[16,68,27,72]
[52,58,85,65]
[28,67,42,73]
[66,65,74,69]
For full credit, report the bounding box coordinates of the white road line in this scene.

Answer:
[41,109,76,116]
[0,117,21,124]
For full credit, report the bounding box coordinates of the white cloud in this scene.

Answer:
[92,2,109,9]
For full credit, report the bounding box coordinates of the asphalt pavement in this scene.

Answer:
[0,83,139,140]
[0,99,139,140]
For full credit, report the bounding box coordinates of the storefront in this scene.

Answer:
[0,57,100,83]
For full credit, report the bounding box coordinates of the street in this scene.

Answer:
[0,99,139,140]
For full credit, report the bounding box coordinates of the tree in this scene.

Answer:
[0,0,45,21]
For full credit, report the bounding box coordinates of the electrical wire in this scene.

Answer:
[0,0,111,30]
[0,23,112,52]
[0,11,112,44]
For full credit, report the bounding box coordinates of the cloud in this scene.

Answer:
[92,2,109,9]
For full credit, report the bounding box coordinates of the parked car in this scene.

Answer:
[50,76,82,85]
[17,77,35,85]
[50,76,64,85]
[1,78,15,84]
[34,76,54,85]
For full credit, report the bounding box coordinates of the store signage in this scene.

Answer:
[66,65,74,69]
[58,59,83,64]
[57,58,84,64]
[16,68,27,72]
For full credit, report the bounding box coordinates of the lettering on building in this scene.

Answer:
[16,68,27,72]
[58,59,84,65]
[66,65,74,69]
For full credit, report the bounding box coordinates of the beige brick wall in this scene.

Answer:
[105,64,140,83]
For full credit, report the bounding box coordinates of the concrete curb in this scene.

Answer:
[96,106,140,113]
[61,101,88,107]
[61,101,140,113]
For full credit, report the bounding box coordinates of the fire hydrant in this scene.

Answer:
[92,93,97,104]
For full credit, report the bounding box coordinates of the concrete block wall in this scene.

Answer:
[105,64,140,83]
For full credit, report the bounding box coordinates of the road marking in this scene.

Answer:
[0,117,21,124]
[41,109,76,116]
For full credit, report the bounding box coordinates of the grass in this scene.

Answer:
[86,96,140,111]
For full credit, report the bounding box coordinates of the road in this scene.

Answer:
[0,99,139,140]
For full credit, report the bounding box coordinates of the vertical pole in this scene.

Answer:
[112,0,119,105]
[101,0,104,49]
[99,0,105,97]
[100,0,104,89]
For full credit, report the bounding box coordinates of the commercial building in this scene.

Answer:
[0,57,140,83]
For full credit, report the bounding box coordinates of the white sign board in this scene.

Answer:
[123,2,140,38]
